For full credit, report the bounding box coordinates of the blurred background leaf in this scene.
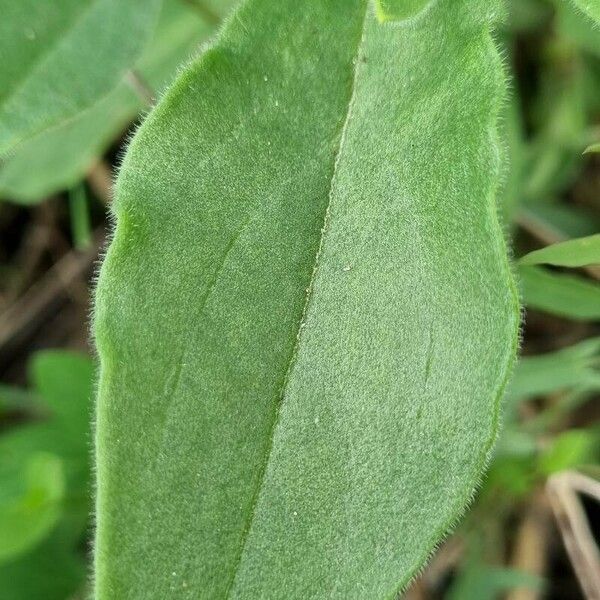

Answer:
[0,0,222,204]
[520,234,600,266]
[0,351,94,600]
[0,0,161,154]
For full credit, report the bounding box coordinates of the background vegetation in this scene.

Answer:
[0,0,598,598]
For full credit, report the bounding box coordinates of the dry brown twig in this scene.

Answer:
[506,492,552,600]
[0,229,104,364]
[124,69,156,107]
[181,0,221,25]
[86,160,114,205]
[546,471,600,599]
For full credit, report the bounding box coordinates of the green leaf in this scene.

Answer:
[520,265,600,320]
[539,429,599,475]
[94,0,519,597]
[0,92,133,203]
[557,1,600,57]
[584,142,600,153]
[374,0,429,21]
[520,234,600,267]
[30,350,94,445]
[518,204,600,241]
[0,452,65,564]
[0,0,218,203]
[509,337,600,401]
[568,0,600,23]
[0,0,161,154]
[0,517,88,600]
[523,42,588,204]
[0,351,94,570]
[449,563,543,600]
[499,73,525,224]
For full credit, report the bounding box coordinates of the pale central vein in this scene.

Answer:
[223,2,371,597]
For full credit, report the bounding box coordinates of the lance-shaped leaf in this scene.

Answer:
[0,0,161,154]
[94,0,519,597]
[520,234,600,267]
[520,265,600,320]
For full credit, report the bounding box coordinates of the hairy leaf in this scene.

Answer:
[0,0,160,154]
[569,0,600,23]
[520,234,600,267]
[499,77,525,224]
[374,0,430,21]
[94,0,519,597]
[557,1,600,56]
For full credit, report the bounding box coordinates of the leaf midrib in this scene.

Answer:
[223,2,371,596]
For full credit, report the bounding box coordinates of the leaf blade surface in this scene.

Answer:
[94,0,519,597]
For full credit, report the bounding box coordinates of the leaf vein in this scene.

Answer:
[223,2,371,596]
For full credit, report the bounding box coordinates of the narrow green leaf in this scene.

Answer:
[95,0,519,597]
[520,234,600,267]
[508,337,600,401]
[523,54,587,203]
[518,204,600,241]
[539,429,599,475]
[584,142,600,153]
[0,0,161,154]
[520,264,600,320]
